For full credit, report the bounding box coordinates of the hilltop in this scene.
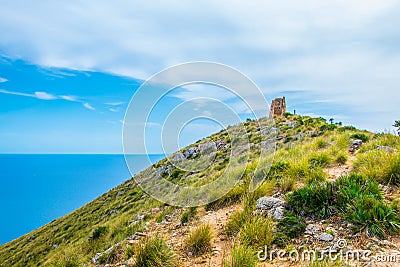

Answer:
[0,113,399,267]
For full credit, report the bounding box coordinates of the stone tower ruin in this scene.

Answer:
[270,97,286,117]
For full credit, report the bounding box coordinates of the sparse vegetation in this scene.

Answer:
[132,236,176,267]
[223,244,257,267]
[240,216,274,249]
[1,114,399,266]
[185,223,213,256]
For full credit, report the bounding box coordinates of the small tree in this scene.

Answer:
[394,120,400,136]
[329,118,334,125]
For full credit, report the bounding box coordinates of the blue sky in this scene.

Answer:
[1,0,400,153]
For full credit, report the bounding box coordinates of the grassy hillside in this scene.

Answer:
[1,113,399,267]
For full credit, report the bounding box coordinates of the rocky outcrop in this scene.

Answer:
[255,194,287,220]
[349,139,363,152]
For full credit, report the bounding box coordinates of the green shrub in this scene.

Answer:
[345,196,400,238]
[335,173,382,209]
[89,226,108,241]
[185,224,213,256]
[351,133,370,142]
[223,244,257,267]
[133,236,176,267]
[287,182,335,219]
[240,216,274,249]
[277,210,306,239]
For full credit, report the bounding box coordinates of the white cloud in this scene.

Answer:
[0,89,32,97]
[83,102,95,110]
[105,101,125,106]
[0,77,8,83]
[34,91,57,100]
[0,0,399,131]
[0,89,97,111]
[59,95,78,101]
[109,108,119,112]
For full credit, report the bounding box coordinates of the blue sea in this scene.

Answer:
[0,154,164,245]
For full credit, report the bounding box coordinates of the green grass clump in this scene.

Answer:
[305,168,327,184]
[315,138,328,149]
[335,152,348,164]
[205,182,246,211]
[335,173,383,208]
[288,173,400,238]
[89,226,108,241]
[277,210,306,239]
[223,244,257,267]
[273,210,306,247]
[185,223,213,256]
[240,216,274,249]
[132,236,176,267]
[354,151,400,185]
[287,182,335,219]
[225,209,251,237]
[308,152,331,168]
[50,250,82,267]
[346,196,400,238]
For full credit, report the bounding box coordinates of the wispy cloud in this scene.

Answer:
[0,88,96,110]
[109,107,119,112]
[59,95,78,101]
[0,77,8,83]
[34,91,57,100]
[105,101,125,106]
[83,102,95,110]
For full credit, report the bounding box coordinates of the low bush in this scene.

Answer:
[287,182,335,219]
[277,210,306,239]
[335,173,382,209]
[345,196,400,238]
[89,226,108,241]
[351,133,370,142]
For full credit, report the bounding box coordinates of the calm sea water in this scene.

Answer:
[0,154,164,245]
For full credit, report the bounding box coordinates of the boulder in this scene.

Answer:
[377,145,394,153]
[318,233,334,242]
[349,139,363,152]
[183,147,199,159]
[255,196,287,220]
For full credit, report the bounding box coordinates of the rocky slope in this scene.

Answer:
[0,114,399,267]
